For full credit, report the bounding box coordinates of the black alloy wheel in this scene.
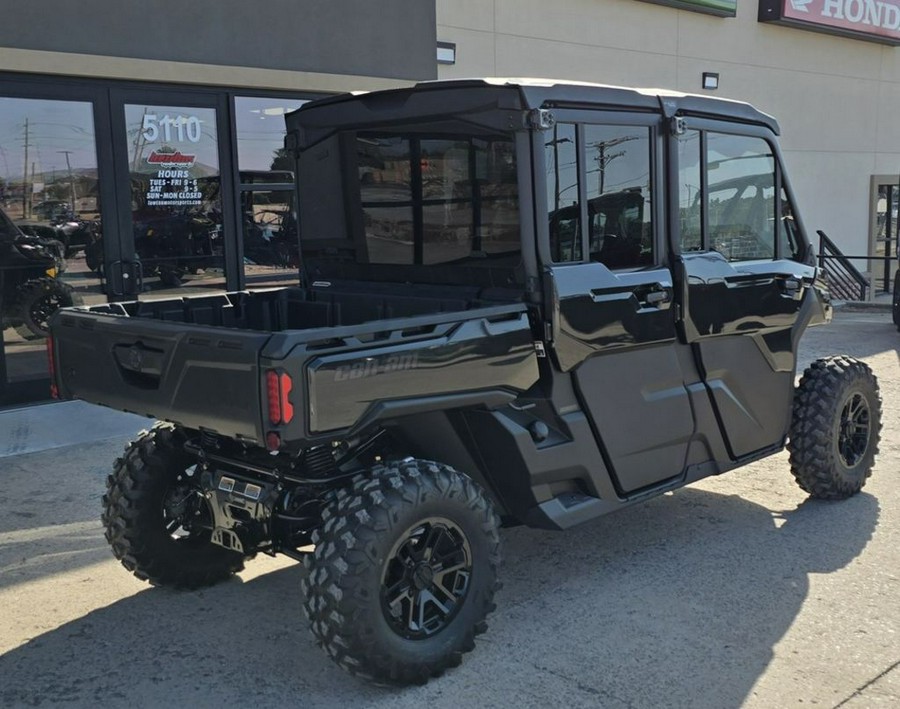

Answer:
[837,391,871,468]
[381,517,473,639]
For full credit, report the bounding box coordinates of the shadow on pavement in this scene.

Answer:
[0,486,879,709]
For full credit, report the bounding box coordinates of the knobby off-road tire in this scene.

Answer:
[788,356,881,500]
[301,459,502,685]
[102,422,245,589]
[13,277,79,340]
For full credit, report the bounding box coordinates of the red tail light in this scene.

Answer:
[265,369,294,425]
[46,336,59,399]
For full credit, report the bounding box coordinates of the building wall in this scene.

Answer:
[0,0,436,82]
[436,0,900,260]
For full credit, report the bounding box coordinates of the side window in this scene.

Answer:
[546,123,581,262]
[678,130,702,252]
[706,133,775,261]
[583,125,653,269]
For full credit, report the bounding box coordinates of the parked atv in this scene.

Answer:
[15,201,98,259]
[1,205,79,339]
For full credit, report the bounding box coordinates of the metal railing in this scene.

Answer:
[816,230,869,302]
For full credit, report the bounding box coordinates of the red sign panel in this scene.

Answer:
[759,0,900,44]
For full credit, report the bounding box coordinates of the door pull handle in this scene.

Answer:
[642,290,671,306]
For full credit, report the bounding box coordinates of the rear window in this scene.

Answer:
[357,134,519,265]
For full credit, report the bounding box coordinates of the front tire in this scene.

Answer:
[788,356,881,500]
[301,459,501,685]
[102,422,245,588]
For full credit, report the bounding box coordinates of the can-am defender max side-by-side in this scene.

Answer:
[49,79,881,685]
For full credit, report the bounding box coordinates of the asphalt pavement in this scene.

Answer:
[0,309,898,708]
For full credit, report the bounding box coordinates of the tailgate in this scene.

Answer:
[51,309,272,444]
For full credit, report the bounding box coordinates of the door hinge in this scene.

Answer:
[670,116,686,136]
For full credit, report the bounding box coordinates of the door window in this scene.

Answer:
[583,125,653,268]
[124,104,224,296]
[677,129,703,252]
[545,123,581,262]
[706,133,775,261]
[544,123,654,268]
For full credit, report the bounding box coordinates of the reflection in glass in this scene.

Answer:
[678,130,702,252]
[362,205,414,263]
[242,189,300,287]
[545,124,580,262]
[124,104,225,295]
[583,125,653,268]
[235,96,307,181]
[0,96,101,386]
[706,133,775,261]
[355,135,519,266]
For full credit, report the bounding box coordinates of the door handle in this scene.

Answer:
[779,277,803,299]
[638,287,671,308]
[643,290,670,305]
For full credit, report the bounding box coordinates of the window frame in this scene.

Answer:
[534,109,663,270]
[673,118,808,263]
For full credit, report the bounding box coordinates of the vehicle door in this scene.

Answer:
[539,114,697,495]
[670,121,817,459]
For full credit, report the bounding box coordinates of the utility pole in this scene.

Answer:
[30,161,36,218]
[22,118,29,218]
[58,149,77,211]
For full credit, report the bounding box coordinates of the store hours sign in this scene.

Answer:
[141,113,204,207]
[759,0,900,44]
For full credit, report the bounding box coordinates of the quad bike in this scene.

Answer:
[16,201,98,259]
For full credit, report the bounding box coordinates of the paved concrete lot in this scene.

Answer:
[1,310,898,708]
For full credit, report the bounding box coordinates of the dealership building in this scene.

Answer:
[0,0,897,405]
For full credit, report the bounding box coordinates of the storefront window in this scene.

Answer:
[235,96,307,180]
[241,189,299,286]
[0,96,100,390]
[124,104,225,295]
[235,96,307,288]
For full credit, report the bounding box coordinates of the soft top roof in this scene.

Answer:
[284,78,779,149]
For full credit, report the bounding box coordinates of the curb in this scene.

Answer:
[833,300,892,312]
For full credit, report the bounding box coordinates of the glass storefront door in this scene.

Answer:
[872,180,899,293]
[112,94,233,300]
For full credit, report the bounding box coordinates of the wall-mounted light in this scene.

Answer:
[437,41,456,65]
[702,72,720,91]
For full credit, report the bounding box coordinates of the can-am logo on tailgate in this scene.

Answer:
[334,353,419,382]
[146,150,196,167]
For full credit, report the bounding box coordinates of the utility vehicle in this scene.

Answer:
[48,79,881,685]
